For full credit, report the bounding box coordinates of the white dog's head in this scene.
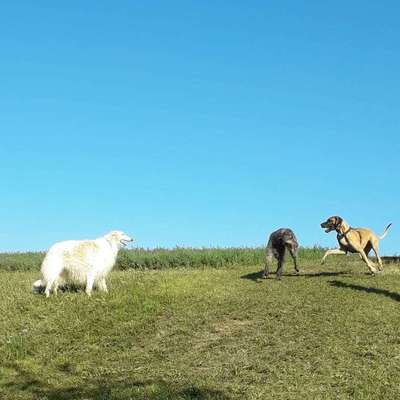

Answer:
[105,231,133,248]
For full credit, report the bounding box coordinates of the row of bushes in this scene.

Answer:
[116,247,325,270]
[0,247,326,272]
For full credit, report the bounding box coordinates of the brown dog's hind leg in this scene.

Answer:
[364,243,372,256]
[356,248,378,274]
[370,240,383,271]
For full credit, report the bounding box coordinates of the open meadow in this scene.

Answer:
[1,248,400,399]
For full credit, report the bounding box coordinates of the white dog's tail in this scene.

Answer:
[32,279,45,294]
[379,223,392,239]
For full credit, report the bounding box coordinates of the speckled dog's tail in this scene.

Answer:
[379,223,392,240]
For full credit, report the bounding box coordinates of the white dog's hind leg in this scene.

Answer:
[41,254,64,298]
[53,280,60,296]
[45,280,54,298]
[86,273,95,296]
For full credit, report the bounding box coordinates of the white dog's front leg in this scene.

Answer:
[86,274,95,296]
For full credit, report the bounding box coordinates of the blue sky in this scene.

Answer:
[1,1,399,253]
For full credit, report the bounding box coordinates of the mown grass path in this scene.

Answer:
[1,257,400,399]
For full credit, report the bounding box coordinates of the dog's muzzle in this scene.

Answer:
[321,223,334,233]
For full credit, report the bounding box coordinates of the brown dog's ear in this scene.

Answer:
[335,216,343,228]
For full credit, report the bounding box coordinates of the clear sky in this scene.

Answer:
[1,1,399,254]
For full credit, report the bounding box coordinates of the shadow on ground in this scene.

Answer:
[328,280,400,302]
[3,364,230,400]
[240,270,349,282]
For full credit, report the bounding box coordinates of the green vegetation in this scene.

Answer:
[0,252,45,272]
[0,247,324,272]
[1,251,400,399]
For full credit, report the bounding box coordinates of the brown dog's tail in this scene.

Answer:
[379,223,392,239]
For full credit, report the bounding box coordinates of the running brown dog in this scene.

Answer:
[320,216,392,274]
[262,228,299,280]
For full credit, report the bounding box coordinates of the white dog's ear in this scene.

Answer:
[105,231,120,244]
[104,232,114,243]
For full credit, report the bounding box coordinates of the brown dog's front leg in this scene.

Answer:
[321,249,347,264]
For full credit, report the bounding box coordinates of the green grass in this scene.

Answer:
[1,252,400,399]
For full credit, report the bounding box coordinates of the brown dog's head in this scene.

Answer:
[320,216,343,233]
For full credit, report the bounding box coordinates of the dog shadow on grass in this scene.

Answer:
[240,270,348,282]
[328,280,400,302]
[3,364,231,400]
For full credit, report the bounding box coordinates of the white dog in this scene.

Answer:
[32,231,133,297]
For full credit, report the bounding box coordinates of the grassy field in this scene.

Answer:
[1,251,400,399]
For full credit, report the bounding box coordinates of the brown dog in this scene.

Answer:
[320,216,392,274]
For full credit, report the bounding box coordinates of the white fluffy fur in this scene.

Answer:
[33,231,133,297]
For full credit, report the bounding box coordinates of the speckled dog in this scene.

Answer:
[262,228,299,280]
